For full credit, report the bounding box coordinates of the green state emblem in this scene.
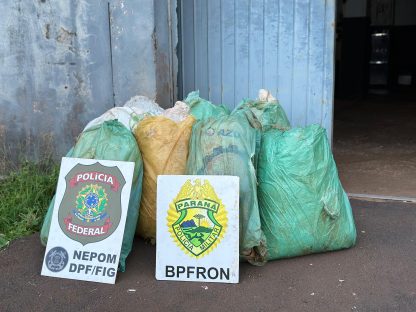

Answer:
[167,179,227,258]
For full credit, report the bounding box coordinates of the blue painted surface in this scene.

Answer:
[110,0,157,106]
[0,0,177,172]
[180,0,336,140]
[181,0,195,93]
[207,0,222,102]
[220,0,235,107]
[234,0,250,102]
[0,1,114,172]
[0,0,336,172]
[110,0,178,108]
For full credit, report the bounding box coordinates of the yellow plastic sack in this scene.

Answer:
[134,115,195,240]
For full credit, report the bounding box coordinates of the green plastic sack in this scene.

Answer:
[186,111,267,265]
[40,120,143,272]
[184,91,230,120]
[257,125,356,260]
[235,91,290,131]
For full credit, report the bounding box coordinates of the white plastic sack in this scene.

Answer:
[83,96,163,132]
[162,101,190,122]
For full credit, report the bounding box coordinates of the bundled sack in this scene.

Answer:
[161,101,190,122]
[184,91,230,120]
[83,96,164,132]
[186,110,267,265]
[40,120,143,272]
[257,125,356,260]
[134,103,195,241]
[235,89,290,131]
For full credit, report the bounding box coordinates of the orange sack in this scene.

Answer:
[134,115,195,241]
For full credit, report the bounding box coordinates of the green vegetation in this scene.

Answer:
[0,161,58,249]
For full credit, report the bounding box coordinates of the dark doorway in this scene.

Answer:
[333,0,416,198]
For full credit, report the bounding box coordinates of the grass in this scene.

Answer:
[0,161,58,249]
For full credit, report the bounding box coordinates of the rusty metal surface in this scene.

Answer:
[0,1,114,173]
[0,1,179,173]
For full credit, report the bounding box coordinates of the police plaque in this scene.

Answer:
[156,175,239,284]
[41,157,134,284]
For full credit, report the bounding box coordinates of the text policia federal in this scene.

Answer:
[165,265,230,281]
[69,250,117,277]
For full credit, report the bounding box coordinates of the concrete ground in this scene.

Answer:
[1,198,416,312]
[333,90,416,198]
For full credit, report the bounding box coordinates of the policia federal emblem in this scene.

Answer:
[58,162,126,245]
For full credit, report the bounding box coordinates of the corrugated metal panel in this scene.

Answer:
[180,0,336,139]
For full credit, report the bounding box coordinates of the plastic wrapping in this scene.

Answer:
[257,125,356,260]
[186,111,267,265]
[235,89,290,131]
[83,96,163,132]
[184,91,230,120]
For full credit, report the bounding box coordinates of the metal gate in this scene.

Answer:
[179,0,336,139]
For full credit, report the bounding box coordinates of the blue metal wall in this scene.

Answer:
[0,0,336,172]
[0,0,176,173]
[180,0,336,139]
[0,1,113,172]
